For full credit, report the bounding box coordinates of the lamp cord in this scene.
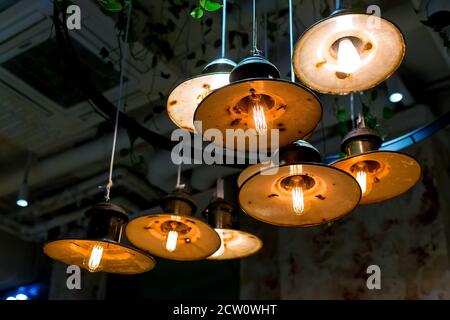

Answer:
[251,0,261,55]
[216,177,224,199]
[23,152,34,184]
[335,0,341,10]
[350,93,355,129]
[175,164,186,190]
[105,1,133,202]
[221,0,227,58]
[289,0,294,82]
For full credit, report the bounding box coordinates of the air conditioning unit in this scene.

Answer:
[0,0,155,154]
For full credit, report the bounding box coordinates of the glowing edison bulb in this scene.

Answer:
[337,38,362,74]
[249,96,271,135]
[292,185,305,215]
[87,244,104,272]
[165,230,179,253]
[355,165,368,195]
[211,229,226,258]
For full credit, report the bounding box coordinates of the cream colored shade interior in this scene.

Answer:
[293,14,405,94]
[43,239,156,274]
[194,79,322,152]
[167,73,230,132]
[239,163,361,227]
[331,151,421,204]
[207,228,263,260]
[125,213,221,261]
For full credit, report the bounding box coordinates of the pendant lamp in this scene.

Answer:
[194,0,322,152]
[293,1,405,94]
[44,1,155,274]
[44,203,156,274]
[203,179,262,260]
[126,188,221,261]
[238,141,362,227]
[331,116,421,204]
[167,0,236,132]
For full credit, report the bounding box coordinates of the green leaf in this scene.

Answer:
[365,114,378,129]
[99,0,122,12]
[337,109,347,122]
[337,122,349,136]
[190,7,204,19]
[120,148,130,157]
[383,106,394,120]
[200,0,222,12]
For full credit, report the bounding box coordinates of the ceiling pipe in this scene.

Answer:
[8,166,163,219]
[3,196,141,242]
[0,112,170,198]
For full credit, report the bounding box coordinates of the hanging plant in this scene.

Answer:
[359,90,378,130]
[190,0,223,20]
[97,0,130,13]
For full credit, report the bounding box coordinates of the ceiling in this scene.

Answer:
[0,0,448,241]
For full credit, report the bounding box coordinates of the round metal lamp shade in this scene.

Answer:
[194,79,322,152]
[167,73,230,132]
[43,239,156,274]
[331,151,421,204]
[207,229,263,260]
[293,13,405,94]
[126,214,221,261]
[239,164,361,227]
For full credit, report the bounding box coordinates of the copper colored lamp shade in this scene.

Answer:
[126,190,221,261]
[203,199,262,260]
[293,12,405,94]
[167,58,236,132]
[43,203,156,274]
[194,55,323,152]
[238,141,362,227]
[331,128,421,205]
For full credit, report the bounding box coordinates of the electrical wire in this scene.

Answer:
[104,1,133,202]
[251,0,261,55]
[221,0,227,58]
[289,0,295,82]
[350,93,355,128]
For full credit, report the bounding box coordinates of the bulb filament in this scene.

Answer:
[165,230,179,253]
[292,186,305,215]
[252,104,268,135]
[88,244,104,272]
[355,167,367,195]
[337,38,362,74]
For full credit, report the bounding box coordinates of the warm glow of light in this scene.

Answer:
[165,230,179,253]
[292,186,305,215]
[252,104,268,135]
[290,164,303,175]
[211,229,226,258]
[355,166,367,195]
[197,76,229,103]
[87,244,104,272]
[337,38,361,74]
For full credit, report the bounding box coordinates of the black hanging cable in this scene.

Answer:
[289,0,295,82]
[104,1,133,202]
[53,1,248,168]
[335,0,341,10]
[350,93,355,128]
[54,3,172,150]
[221,0,227,58]
[251,0,261,55]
